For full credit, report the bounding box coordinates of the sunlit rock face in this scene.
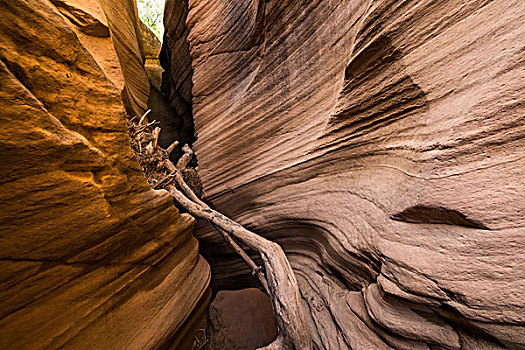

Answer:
[164,0,525,348]
[207,288,278,349]
[0,0,210,349]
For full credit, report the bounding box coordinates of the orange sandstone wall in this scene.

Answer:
[0,0,210,349]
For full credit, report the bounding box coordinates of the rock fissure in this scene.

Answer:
[1,0,524,349]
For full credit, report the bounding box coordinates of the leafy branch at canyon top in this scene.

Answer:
[137,0,165,39]
[128,111,312,350]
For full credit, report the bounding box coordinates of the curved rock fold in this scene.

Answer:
[162,0,525,348]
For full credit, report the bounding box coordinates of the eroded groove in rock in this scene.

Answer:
[161,0,525,348]
[391,205,489,229]
[49,0,110,37]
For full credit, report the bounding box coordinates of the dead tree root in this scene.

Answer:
[128,111,312,349]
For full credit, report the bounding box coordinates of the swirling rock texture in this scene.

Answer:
[0,0,210,349]
[162,0,525,348]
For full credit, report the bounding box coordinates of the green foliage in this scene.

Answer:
[137,0,165,40]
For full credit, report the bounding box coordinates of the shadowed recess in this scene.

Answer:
[391,205,489,229]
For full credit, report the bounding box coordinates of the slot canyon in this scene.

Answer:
[0,0,524,349]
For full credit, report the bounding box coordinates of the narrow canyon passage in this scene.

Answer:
[0,0,523,349]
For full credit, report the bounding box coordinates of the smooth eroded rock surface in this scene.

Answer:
[98,0,151,116]
[160,0,195,152]
[163,0,525,348]
[0,0,210,349]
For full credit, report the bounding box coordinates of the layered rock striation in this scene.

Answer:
[0,0,209,349]
[163,0,525,348]
[207,288,278,350]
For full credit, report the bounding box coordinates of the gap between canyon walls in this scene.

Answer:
[158,0,267,292]
[157,2,290,347]
[156,0,197,164]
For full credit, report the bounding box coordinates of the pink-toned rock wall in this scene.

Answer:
[164,0,525,348]
[0,0,209,349]
[160,0,195,153]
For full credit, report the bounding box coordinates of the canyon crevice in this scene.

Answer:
[1,0,524,349]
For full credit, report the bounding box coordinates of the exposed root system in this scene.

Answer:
[128,111,312,350]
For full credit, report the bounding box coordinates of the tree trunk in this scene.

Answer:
[167,183,312,349]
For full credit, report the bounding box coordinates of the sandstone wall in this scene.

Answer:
[165,0,525,348]
[0,0,209,349]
